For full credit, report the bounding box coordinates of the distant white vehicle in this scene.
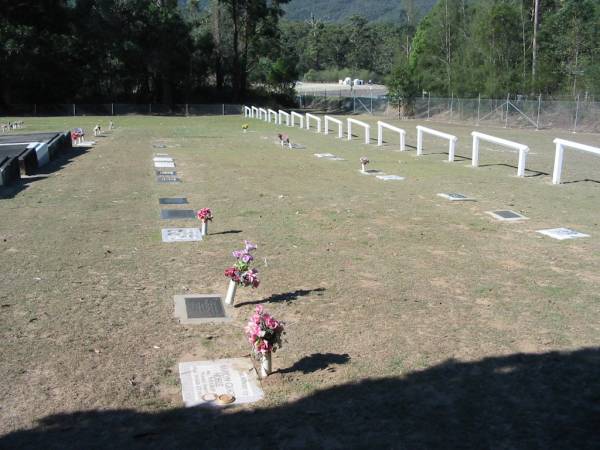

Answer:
[343,77,352,85]
[354,79,364,86]
[338,79,344,85]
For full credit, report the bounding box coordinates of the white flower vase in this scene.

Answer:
[201,221,208,236]
[225,279,237,305]
[260,351,272,378]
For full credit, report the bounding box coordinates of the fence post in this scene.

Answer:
[33,104,37,116]
[476,94,481,126]
[149,104,152,114]
[450,92,454,121]
[536,95,541,130]
[186,104,189,116]
[353,91,356,113]
[573,94,580,133]
[73,104,76,116]
[505,93,510,128]
[427,92,430,120]
[222,104,225,115]
[111,103,114,116]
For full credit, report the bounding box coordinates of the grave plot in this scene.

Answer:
[179,358,264,407]
[314,153,336,158]
[156,175,181,183]
[159,197,188,205]
[154,161,175,168]
[156,170,177,176]
[437,193,475,201]
[485,210,528,221]
[537,228,589,240]
[376,175,405,181]
[173,294,229,324]
[153,157,173,163]
[160,209,196,219]
[161,228,202,242]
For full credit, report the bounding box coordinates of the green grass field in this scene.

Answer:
[0,114,598,449]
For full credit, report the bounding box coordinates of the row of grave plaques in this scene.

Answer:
[152,149,262,407]
[314,153,405,181]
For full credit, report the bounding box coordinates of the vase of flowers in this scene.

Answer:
[245,305,284,378]
[360,156,369,173]
[242,123,249,133]
[224,240,260,305]
[197,208,213,236]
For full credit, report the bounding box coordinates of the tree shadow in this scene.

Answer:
[209,230,243,236]
[235,287,325,307]
[278,353,351,374]
[1,348,597,449]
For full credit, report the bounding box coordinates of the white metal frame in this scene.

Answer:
[244,106,252,117]
[278,110,290,126]
[267,109,278,123]
[305,113,322,133]
[291,111,304,128]
[471,131,529,177]
[251,106,259,118]
[347,118,370,144]
[258,108,268,121]
[324,116,343,138]
[416,126,457,161]
[552,138,600,184]
[377,121,406,151]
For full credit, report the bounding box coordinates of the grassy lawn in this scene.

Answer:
[0,114,598,449]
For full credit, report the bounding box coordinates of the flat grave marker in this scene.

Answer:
[156,170,177,176]
[173,294,229,324]
[161,228,202,242]
[376,175,405,181]
[179,358,264,407]
[537,228,589,240]
[156,175,181,184]
[153,143,167,148]
[154,161,175,168]
[437,193,475,201]
[314,153,336,158]
[153,157,174,162]
[486,210,528,221]
[160,209,196,220]
[159,197,188,205]
[326,156,346,161]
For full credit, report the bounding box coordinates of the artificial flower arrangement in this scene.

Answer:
[197,208,213,235]
[244,305,284,377]
[242,123,249,132]
[71,128,84,145]
[224,240,260,305]
[360,156,370,172]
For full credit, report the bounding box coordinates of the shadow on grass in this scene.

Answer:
[278,353,351,374]
[236,288,325,307]
[478,163,549,177]
[209,230,243,236]
[0,146,90,200]
[1,348,597,449]
[561,178,600,185]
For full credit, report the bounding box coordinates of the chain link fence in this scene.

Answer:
[297,93,600,133]
[0,103,243,117]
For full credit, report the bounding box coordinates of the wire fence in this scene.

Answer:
[0,103,243,117]
[297,93,600,133]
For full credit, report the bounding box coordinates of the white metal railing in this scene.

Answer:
[278,110,290,126]
[244,106,252,117]
[258,108,268,121]
[377,121,406,151]
[471,131,529,177]
[291,111,304,128]
[251,106,259,118]
[552,138,600,184]
[306,113,322,133]
[416,126,457,161]
[324,116,343,138]
[347,118,370,144]
[268,108,278,123]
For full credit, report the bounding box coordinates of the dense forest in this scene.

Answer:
[1,0,598,106]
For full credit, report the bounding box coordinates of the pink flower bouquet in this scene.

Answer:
[197,208,213,222]
[224,240,260,288]
[244,305,284,356]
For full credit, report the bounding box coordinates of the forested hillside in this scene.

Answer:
[282,0,436,22]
